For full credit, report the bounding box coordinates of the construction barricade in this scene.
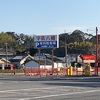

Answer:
[67,66,73,75]
[84,63,90,75]
[24,67,68,76]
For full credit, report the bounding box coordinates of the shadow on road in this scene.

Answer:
[44,76,100,88]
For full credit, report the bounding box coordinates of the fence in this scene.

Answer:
[24,67,98,76]
[24,67,67,76]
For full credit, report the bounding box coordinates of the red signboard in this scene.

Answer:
[80,54,96,60]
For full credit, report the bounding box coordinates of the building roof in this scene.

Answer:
[24,58,52,65]
[46,55,64,63]
[10,54,34,64]
[10,54,64,65]
[0,58,10,64]
[12,56,24,59]
[0,54,15,60]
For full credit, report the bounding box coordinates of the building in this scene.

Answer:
[10,55,34,69]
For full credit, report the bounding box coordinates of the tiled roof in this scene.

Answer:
[12,56,24,59]
[46,56,64,63]
[0,55,15,60]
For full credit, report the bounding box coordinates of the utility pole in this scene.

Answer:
[64,30,68,76]
[52,49,54,75]
[38,49,41,77]
[87,27,99,76]
[95,27,98,76]
[64,30,73,75]
[5,43,8,67]
[64,30,68,68]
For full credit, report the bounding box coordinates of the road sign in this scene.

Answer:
[34,35,59,48]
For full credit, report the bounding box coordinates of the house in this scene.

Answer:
[24,56,52,75]
[10,54,34,69]
[24,57,52,69]
[45,54,65,68]
[24,55,66,75]
[0,58,11,70]
[24,54,65,69]
[10,53,66,70]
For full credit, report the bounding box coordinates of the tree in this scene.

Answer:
[0,30,97,56]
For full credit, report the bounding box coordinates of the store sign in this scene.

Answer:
[34,35,59,48]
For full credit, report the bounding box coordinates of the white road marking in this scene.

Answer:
[18,89,100,100]
[0,86,70,93]
[0,86,99,100]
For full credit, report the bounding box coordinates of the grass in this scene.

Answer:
[0,69,24,73]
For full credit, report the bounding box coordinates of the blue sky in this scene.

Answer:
[0,0,100,35]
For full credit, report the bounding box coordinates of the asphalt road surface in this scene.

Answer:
[0,75,100,100]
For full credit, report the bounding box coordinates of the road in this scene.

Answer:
[0,75,100,100]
